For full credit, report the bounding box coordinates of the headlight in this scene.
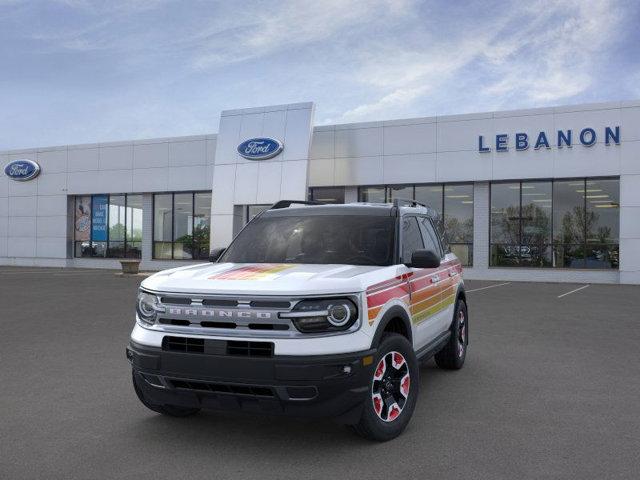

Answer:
[281,298,358,333]
[136,290,162,325]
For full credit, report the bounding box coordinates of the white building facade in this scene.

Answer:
[1,100,639,284]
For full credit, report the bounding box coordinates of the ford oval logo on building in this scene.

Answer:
[237,137,283,160]
[4,159,41,181]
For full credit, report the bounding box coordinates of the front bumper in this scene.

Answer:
[127,340,376,423]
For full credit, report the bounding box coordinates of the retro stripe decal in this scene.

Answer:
[208,264,295,281]
[366,260,462,325]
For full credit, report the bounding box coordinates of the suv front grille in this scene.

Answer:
[158,318,288,331]
[148,292,360,338]
[154,295,295,336]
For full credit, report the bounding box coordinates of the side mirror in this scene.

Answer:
[407,249,440,269]
[209,247,226,263]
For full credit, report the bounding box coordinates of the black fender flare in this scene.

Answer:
[456,284,466,309]
[371,305,413,348]
[452,283,468,344]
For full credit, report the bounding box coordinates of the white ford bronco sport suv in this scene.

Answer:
[127,199,468,441]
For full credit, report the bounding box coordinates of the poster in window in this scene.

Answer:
[75,196,91,241]
[91,195,108,242]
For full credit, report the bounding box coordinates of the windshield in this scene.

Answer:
[220,215,396,266]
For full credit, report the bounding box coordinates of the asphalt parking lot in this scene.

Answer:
[1,267,639,480]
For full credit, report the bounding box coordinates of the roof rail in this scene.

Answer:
[392,198,440,219]
[392,198,429,209]
[269,200,322,210]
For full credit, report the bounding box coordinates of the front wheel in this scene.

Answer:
[434,298,468,370]
[352,333,419,442]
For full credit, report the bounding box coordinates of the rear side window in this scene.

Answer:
[401,217,424,264]
[432,214,450,253]
[419,217,443,258]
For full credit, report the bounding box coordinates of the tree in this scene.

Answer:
[175,224,211,256]
[109,223,125,241]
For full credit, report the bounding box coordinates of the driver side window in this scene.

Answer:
[401,217,424,264]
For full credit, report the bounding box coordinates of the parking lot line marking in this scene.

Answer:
[466,282,511,293]
[557,284,590,298]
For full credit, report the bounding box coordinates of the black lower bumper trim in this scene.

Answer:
[128,341,376,423]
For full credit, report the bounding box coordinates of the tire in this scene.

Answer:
[352,333,419,442]
[132,371,200,417]
[434,298,468,370]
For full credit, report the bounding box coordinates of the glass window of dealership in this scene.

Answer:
[353,183,474,266]
[74,194,143,258]
[313,179,619,270]
[489,178,619,269]
[73,177,619,271]
[74,191,212,261]
[152,192,212,260]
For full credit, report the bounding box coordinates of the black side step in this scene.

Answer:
[415,331,451,361]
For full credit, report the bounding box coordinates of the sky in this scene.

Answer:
[1,0,639,150]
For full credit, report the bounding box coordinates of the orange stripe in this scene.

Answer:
[411,284,456,312]
[410,283,441,304]
[209,264,293,280]
[368,306,383,321]
[410,293,440,315]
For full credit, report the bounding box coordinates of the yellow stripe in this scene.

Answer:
[247,264,293,279]
[411,294,455,324]
[410,284,455,311]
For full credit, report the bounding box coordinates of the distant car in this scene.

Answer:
[127,199,468,441]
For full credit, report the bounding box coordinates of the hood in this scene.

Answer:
[141,262,394,296]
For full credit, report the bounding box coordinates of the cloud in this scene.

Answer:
[338,36,493,121]
[481,0,622,104]
[189,0,415,69]
[334,0,627,122]
[338,85,429,122]
[0,0,635,149]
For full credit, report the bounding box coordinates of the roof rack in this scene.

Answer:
[269,200,322,210]
[392,198,429,209]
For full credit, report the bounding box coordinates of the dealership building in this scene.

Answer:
[1,100,639,284]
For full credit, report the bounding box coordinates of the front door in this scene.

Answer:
[418,216,455,334]
[399,216,442,349]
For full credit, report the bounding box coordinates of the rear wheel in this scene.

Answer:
[434,298,468,370]
[132,371,200,417]
[353,333,419,441]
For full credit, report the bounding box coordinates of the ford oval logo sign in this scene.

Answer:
[237,137,283,160]
[4,159,41,181]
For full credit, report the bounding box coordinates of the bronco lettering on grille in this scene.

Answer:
[166,307,273,319]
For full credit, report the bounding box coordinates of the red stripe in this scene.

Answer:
[212,264,282,280]
[367,284,410,308]
[366,261,462,317]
